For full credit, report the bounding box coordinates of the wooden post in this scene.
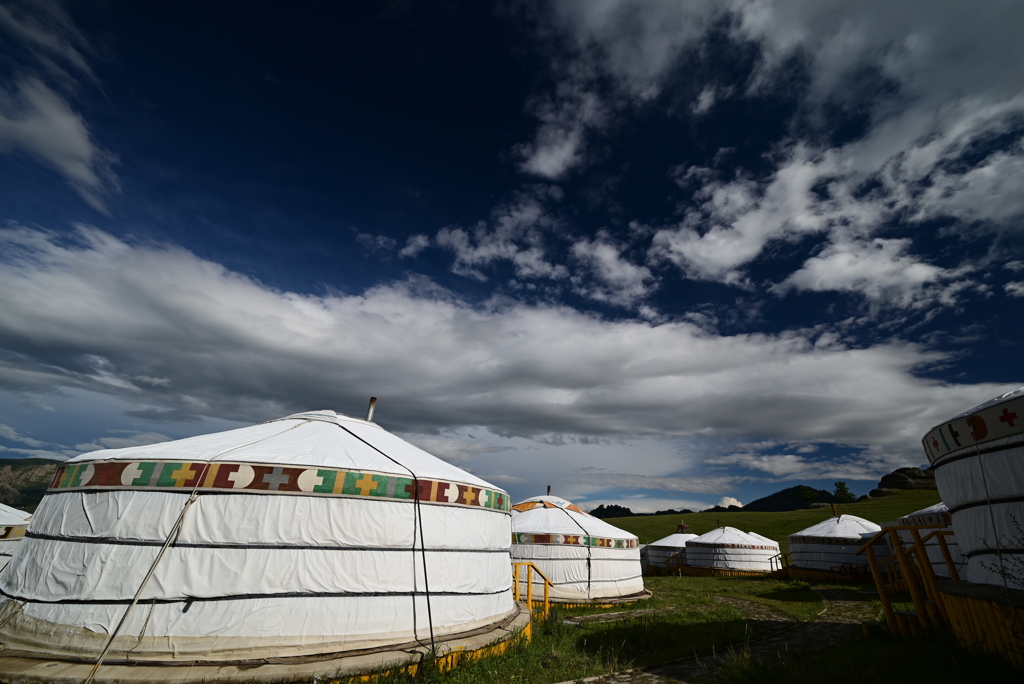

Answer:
[513,563,521,602]
[888,529,931,630]
[527,564,534,612]
[865,544,897,633]
[543,570,550,619]
[936,533,961,581]
[910,527,947,622]
[831,503,838,517]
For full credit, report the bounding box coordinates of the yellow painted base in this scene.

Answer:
[942,589,1024,668]
[784,566,847,582]
[673,566,768,578]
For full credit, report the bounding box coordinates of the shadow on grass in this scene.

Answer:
[757,589,821,603]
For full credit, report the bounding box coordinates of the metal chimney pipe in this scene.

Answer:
[547,485,551,496]
[366,397,377,422]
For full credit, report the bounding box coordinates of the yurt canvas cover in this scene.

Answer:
[923,386,1024,589]
[788,515,886,571]
[0,502,30,571]
[511,496,643,601]
[645,524,697,570]
[0,411,515,661]
[896,502,967,579]
[685,527,780,572]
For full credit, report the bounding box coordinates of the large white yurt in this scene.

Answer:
[0,502,31,571]
[788,515,886,572]
[685,527,780,572]
[511,495,645,602]
[645,523,697,571]
[923,386,1024,589]
[896,502,967,578]
[0,410,517,666]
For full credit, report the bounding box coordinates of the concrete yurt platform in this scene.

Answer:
[0,602,530,684]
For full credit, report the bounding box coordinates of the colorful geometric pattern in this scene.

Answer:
[923,393,1024,464]
[898,510,953,527]
[789,535,879,546]
[687,540,778,550]
[512,532,638,549]
[47,461,511,512]
[0,525,27,540]
[511,500,589,515]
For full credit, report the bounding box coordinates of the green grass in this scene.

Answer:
[709,631,1022,684]
[609,490,942,554]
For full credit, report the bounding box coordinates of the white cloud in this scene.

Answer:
[0,226,1011,471]
[717,496,743,508]
[0,78,118,212]
[355,232,396,253]
[1006,282,1024,298]
[435,189,568,280]
[772,237,975,309]
[74,432,171,453]
[0,423,47,448]
[399,234,430,258]
[0,445,68,460]
[571,234,655,306]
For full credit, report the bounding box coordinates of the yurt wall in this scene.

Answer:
[924,386,1024,589]
[788,515,885,571]
[645,524,697,571]
[0,503,30,571]
[0,411,517,663]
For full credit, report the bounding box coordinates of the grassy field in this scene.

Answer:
[607,490,942,554]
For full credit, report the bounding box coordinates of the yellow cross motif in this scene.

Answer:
[461,486,477,505]
[355,473,380,496]
[171,464,197,487]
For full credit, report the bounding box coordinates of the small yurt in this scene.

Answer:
[0,410,518,674]
[788,515,886,572]
[896,502,967,579]
[923,386,1024,589]
[0,502,31,571]
[511,495,646,603]
[645,523,697,572]
[685,526,780,573]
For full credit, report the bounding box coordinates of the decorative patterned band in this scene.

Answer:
[789,535,883,546]
[512,532,638,549]
[898,511,952,526]
[922,394,1024,464]
[47,461,511,513]
[686,542,778,550]
[0,525,27,540]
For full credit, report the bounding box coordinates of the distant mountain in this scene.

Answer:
[0,458,62,513]
[742,485,836,512]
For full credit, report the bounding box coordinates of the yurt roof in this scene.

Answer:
[789,515,880,544]
[0,502,30,526]
[898,501,952,526]
[511,495,637,539]
[64,410,494,488]
[688,526,779,549]
[648,532,698,548]
[923,385,1024,464]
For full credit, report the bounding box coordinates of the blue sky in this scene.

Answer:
[0,1,1022,511]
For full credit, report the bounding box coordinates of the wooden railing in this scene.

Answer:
[855,524,960,636]
[512,562,553,619]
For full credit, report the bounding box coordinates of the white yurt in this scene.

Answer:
[0,410,517,666]
[511,495,645,602]
[788,515,886,572]
[896,501,967,579]
[645,523,697,571]
[685,526,780,572]
[923,386,1024,589]
[0,502,31,571]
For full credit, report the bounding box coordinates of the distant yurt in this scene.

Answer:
[0,502,30,571]
[923,386,1024,589]
[511,495,646,603]
[645,523,697,571]
[685,527,780,573]
[0,410,519,674]
[896,502,967,579]
[788,515,886,572]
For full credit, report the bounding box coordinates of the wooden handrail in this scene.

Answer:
[854,523,945,556]
[512,561,552,619]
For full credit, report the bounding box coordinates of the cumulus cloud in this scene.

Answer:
[717,496,743,508]
[399,234,430,258]
[0,226,1011,470]
[1006,282,1024,298]
[571,233,655,306]
[435,188,568,280]
[772,237,975,310]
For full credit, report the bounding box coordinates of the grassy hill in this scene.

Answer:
[608,490,942,555]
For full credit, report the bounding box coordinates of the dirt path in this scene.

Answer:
[553,587,883,684]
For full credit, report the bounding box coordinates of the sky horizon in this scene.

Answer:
[1,1,1022,512]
